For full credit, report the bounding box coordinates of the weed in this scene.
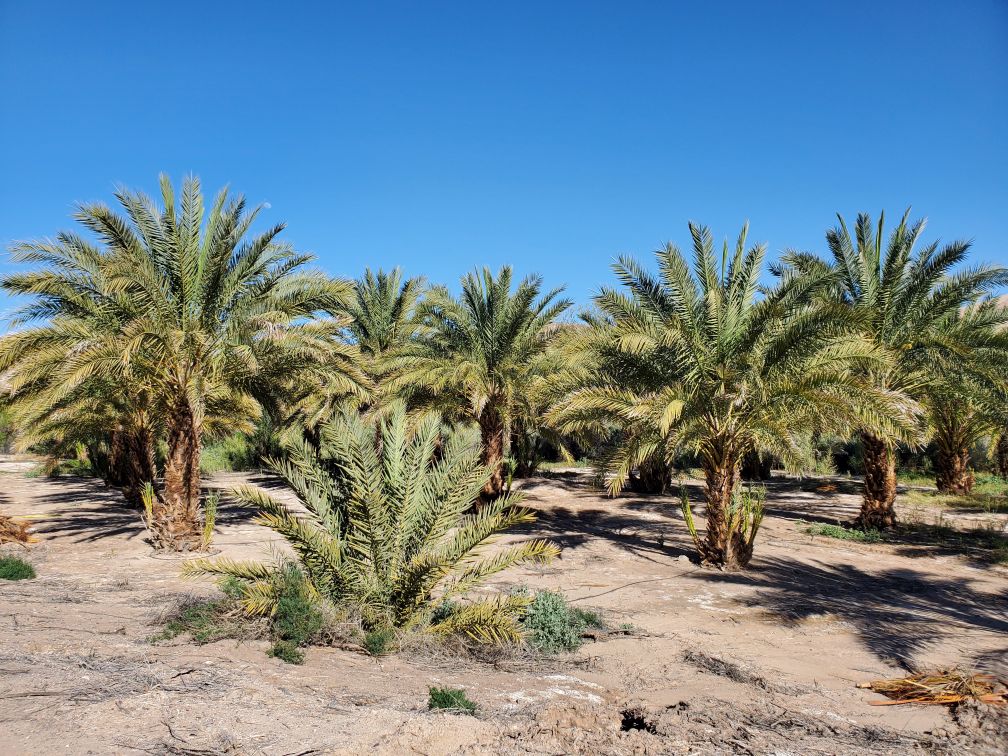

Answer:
[0,555,35,580]
[268,640,305,664]
[806,523,883,543]
[271,567,325,649]
[150,598,253,644]
[522,589,593,654]
[428,686,476,714]
[364,627,396,657]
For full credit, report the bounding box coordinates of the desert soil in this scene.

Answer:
[1,456,1007,755]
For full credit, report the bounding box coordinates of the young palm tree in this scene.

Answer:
[778,211,1008,527]
[551,223,908,569]
[3,175,366,548]
[185,402,558,644]
[390,267,572,498]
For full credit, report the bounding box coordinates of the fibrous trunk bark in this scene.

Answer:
[995,434,1008,480]
[479,403,506,501]
[856,431,896,529]
[740,449,772,481]
[629,456,671,493]
[120,426,157,508]
[154,400,203,549]
[700,446,756,569]
[934,444,974,494]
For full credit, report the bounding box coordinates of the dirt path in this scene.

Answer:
[2,458,1006,754]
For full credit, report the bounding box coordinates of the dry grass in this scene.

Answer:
[858,670,1008,706]
[0,511,35,545]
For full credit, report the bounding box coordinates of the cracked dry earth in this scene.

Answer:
[2,457,1007,754]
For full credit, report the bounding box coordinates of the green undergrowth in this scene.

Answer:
[518,588,606,654]
[428,686,477,714]
[805,523,883,543]
[0,555,36,580]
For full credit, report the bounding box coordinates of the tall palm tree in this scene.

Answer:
[778,211,1008,527]
[389,267,571,498]
[3,175,366,548]
[551,223,907,568]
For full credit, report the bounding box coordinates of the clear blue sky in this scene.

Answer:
[2,0,1006,322]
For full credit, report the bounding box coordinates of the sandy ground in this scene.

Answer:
[1,456,1007,755]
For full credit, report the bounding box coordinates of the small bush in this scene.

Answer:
[428,686,477,715]
[150,598,253,644]
[521,589,596,654]
[0,556,35,580]
[268,640,304,664]
[271,567,325,649]
[364,627,396,657]
[805,523,883,543]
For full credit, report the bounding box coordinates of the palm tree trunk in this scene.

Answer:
[121,426,156,508]
[478,403,505,500]
[995,434,1008,480]
[629,456,671,493]
[856,431,896,529]
[934,444,974,494]
[157,400,202,549]
[700,445,752,569]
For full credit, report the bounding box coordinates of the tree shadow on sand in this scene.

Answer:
[703,557,1008,671]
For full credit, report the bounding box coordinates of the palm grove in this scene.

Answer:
[2,177,1007,636]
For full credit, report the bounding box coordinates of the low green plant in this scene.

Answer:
[0,556,35,580]
[150,597,252,644]
[268,640,304,664]
[185,403,558,646]
[428,686,477,715]
[521,589,594,654]
[805,523,883,543]
[363,627,396,657]
[200,492,218,550]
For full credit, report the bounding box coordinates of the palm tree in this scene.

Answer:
[344,267,425,358]
[390,267,572,498]
[185,402,558,645]
[551,223,907,569]
[923,317,1008,494]
[3,175,366,548]
[1,232,158,505]
[778,211,1008,527]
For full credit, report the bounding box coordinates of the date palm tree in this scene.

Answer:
[389,267,571,498]
[185,402,558,644]
[777,211,1008,527]
[3,175,366,548]
[551,223,909,568]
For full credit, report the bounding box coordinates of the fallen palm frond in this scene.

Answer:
[0,512,35,545]
[857,669,1008,706]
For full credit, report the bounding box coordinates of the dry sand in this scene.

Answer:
[1,457,1006,754]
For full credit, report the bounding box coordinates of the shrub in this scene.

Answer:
[185,403,558,646]
[363,627,396,657]
[268,640,304,664]
[151,597,254,644]
[0,556,35,580]
[428,686,477,715]
[521,589,599,654]
[806,523,883,543]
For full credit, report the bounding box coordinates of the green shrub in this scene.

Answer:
[271,566,325,649]
[363,627,396,657]
[428,686,476,715]
[521,589,595,654]
[805,523,883,543]
[0,556,35,580]
[268,640,304,664]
